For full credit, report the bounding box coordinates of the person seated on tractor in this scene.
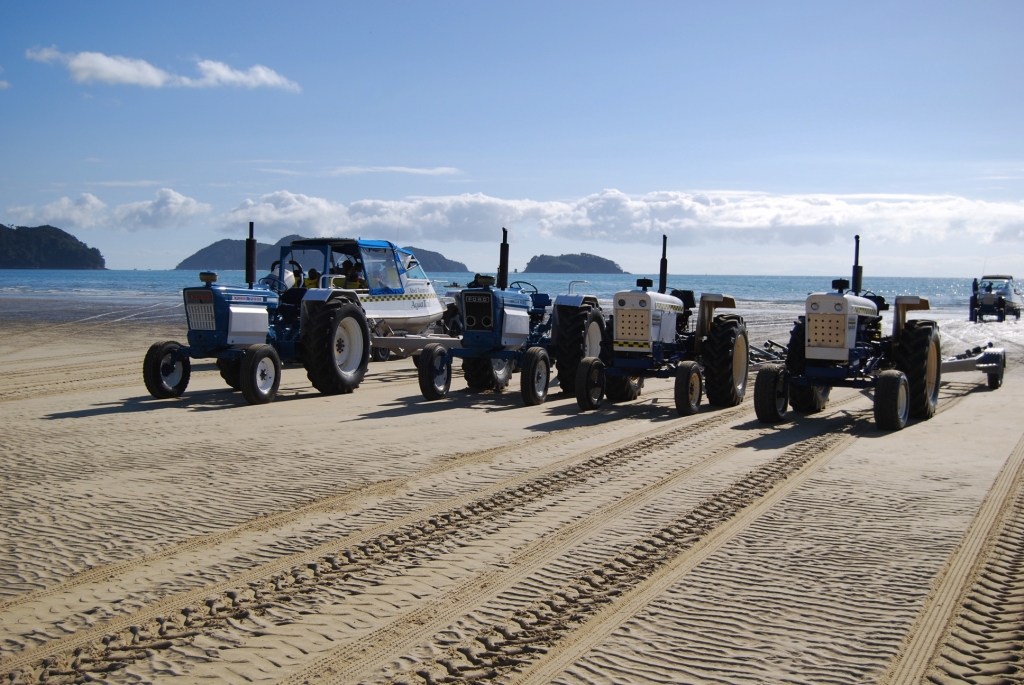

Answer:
[343,262,367,290]
[303,268,321,288]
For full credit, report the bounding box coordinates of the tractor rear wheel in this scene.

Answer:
[240,344,281,404]
[463,357,513,391]
[576,357,606,411]
[552,305,604,392]
[216,357,241,390]
[754,364,787,423]
[302,300,371,395]
[143,341,191,399]
[875,370,910,430]
[521,347,551,406]
[674,360,702,416]
[703,314,749,407]
[418,343,451,400]
[895,319,941,419]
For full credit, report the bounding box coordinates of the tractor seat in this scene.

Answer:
[277,287,307,323]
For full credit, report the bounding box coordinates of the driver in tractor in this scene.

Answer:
[303,268,321,288]
[342,261,367,289]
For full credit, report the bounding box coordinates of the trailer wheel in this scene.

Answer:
[240,344,281,404]
[303,300,370,395]
[143,341,191,399]
[896,320,941,419]
[704,314,749,407]
[552,306,604,392]
[418,343,451,400]
[371,346,391,362]
[674,361,702,416]
[462,357,512,391]
[216,357,241,390]
[875,370,910,430]
[754,364,787,423]
[576,357,606,410]
[989,350,1006,389]
[521,347,550,406]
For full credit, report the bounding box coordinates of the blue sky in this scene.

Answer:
[2,1,1023,275]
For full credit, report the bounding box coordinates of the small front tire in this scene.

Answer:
[674,361,702,416]
[418,343,451,401]
[754,364,787,423]
[875,370,910,431]
[143,341,191,399]
[239,344,281,405]
[521,347,551,406]
[576,357,606,411]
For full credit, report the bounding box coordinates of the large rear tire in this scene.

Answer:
[895,320,941,420]
[674,360,702,416]
[216,357,241,390]
[784,321,830,413]
[143,341,191,399]
[521,347,551,406]
[462,357,513,391]
[552,306,604,392]
[875,370,910,431]
[575,357,606,411]
[703,314,749,407]
[239,344,281,405]
[418,343,451,400]
[302,300,371,395]
[754,364,787,423]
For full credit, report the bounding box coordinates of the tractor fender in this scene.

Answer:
[299,289,363,330]
[552,294,601,310]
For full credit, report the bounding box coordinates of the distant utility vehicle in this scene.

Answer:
[574,236,749,416]
[143,223,442,405]
[970,275,1023,322]
[414,229,604,406]
[754,235,940,431]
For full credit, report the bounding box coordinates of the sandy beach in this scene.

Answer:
[2,300,1023,685]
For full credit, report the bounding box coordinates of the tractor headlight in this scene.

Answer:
[834,302,843,312]
[618,299,626,307]
[810,302,819,311]
[639,299,647,307]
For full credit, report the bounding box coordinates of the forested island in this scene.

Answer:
[176,237,468,273]
[523,252,625,274]
[0,225,106,269]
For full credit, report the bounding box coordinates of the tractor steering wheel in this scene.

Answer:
[287,260,304,282]
[509,280,538,294]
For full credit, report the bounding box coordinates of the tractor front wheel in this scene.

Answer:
[674,360,702,416]
[418,343,451,400]
[463,357,513,391]
[875,370,910,430]
[895,320,941,420]
[216,357,241,390]
[704,314,749,407]
[576,357,606,411]
[143,341,191,399]
[754,364,787,423]
[521,347,551,406]
[303,300,371,395]
[240,344,281,404]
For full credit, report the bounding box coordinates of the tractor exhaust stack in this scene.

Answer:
[851,234,863,296]
[498,227,510,290]
[245,221,257,289]
[659,234,668,294]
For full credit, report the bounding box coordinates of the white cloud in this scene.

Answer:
[112,188,212,230]
[7,188,210,231]
[89,180,164,187]
[329,166,462,176]
[7,193,108,228]
[224,188,1024,247]
[0,81,8,90]
[26,46,299,92]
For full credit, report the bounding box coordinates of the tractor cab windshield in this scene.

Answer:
[981,280,1011,294]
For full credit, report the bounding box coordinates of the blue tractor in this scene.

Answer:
[416,229,604,406]
[143,223,443,404]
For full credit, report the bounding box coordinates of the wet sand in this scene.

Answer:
[1,298,1022,684]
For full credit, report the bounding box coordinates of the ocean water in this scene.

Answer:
[0,268,976,315]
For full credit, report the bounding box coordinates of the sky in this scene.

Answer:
[1,1,1023,276]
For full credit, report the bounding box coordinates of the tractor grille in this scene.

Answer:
[615,309,651,341]
[807,313,846,348]
[186,303,216,330]
[462,292,493,331]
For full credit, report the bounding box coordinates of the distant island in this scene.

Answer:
[176,236,468,273]
[0,224,106,269]
[523,252,626,274]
